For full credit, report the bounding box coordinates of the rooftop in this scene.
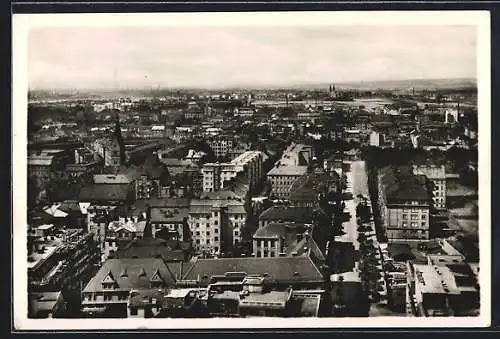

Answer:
[79,184,130,202]
[82,258,177,293]
[93,174,134,184]
[150,207,189,223]
[379,166,430,203]
[413,264,461,295]
[182,255,324,284]
[259,206,315,222]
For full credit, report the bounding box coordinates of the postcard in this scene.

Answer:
[12,10,491,330]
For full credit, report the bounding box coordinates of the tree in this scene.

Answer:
[159,167,171,186]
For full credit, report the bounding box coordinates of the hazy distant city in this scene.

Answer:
[26,25,479,320]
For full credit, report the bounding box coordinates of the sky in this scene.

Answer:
[27,25,477,89]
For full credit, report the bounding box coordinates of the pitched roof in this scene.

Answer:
[182,256,325,284]
[116,238,191,263]
[150,207,189,223]
[109,220,147,234]
[259,206,315,222]
[253,222,306,239]
[82,258,177,292]
[79,184,130,202]
[93,174,133,184]
[379,166,430,203]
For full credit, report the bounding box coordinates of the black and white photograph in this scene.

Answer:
[12,11,491,329]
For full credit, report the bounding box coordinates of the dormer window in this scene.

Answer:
[120,267,128,278]
[139,267,147,278]
[101,270,116,289]
[150,269,163,288]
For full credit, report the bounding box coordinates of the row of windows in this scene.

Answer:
[195,236,220,242]
[401,222,427,228]
[195,229,219,236]
[402,214,427,221]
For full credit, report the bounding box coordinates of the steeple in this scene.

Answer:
[113,112,126,166]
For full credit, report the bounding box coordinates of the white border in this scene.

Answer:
[12,11,491,330]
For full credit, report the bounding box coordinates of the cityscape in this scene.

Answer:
[23,24,480,322]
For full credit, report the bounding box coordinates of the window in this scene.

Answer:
[411,222,417,228]
[411,214,418,220]
[402,214,408,220]
[196,239,200,244]
[214,247,219,252]
[214,220,218,225]
[196,231,200,236]
[214,228,219,234]
[130,307,138,316]
[196,223,200,228]
[270,251,275,257]
[206,239,210,244]
[235,231,239,236]
[215,236,219,241]
[421,214,427,220]
[235,239,239,244]
[402,222,408,228]
[421,222,426,227]
[206,231,210,236]
[214,212,218,217]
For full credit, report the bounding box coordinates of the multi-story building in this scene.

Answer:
[91,138,123,168]
[369,131,384,147]
[406,260,479,317]
[289,172,338,208]
[267,143,312,199]
[188,191,246,254]
[258,206,316,228]
[173,127,195,143]
[150,206,190,241]
[207,137,234,158]
[234,107,255,118]
[201,163,222,193]
[202,151,264,192]
[412,164,447,210]
[135,174,160,200]
[81,258,177,317]
[28,148,73,181]
[378,166,431,241]
[267,166,308,199]
[28,291,67,318]
[28,228,101,315]
[86,205,119,253]
[252,222,325,263]
[179,254,326,291]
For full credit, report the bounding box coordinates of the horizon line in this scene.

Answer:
[28,76,477,93]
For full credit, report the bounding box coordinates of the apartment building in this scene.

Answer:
[188,191,246,254]
[86,205,119,254]
[378,166,431,241]
[412,164,447,210]
[406,260,479,317]
[202,151,264,192]
[28,228,100,303]
[81,258,177,317]
[207,137,234,158]
[91,138,123,168]
[267,143,312,199]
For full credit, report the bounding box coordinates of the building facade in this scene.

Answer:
[412,164,447,210]
[378,167,431,241]
[188,192,246,255]
[202,151,264,193]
